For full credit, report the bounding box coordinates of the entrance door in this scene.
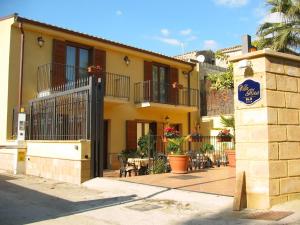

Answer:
[103,120,108,169]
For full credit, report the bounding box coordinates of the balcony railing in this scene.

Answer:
[37,63,130,100]
[134,80,198,107]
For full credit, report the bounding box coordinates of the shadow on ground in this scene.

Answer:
[0,174,137,225]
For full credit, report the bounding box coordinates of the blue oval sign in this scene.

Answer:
[238,79,261,105]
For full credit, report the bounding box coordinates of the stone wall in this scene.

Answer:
[0,150,15,173]
[26,140,91,184]
[231,50,300,209]
[26,156,90,184]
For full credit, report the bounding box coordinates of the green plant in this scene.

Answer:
[119,149,139,160]
[220,115,235,145]
[256,0,300,54]
[217,129,233,138]
[207,52,234,91]
[137,133,155,158]
[166,136,190,155]
[149,158,167,174]
[199,143,214,155]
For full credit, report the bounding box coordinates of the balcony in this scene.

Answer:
[134,80,198,112]
[37,63,130,101]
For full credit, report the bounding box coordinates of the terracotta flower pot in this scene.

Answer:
[168,155,189,174]
[225,149,236,167]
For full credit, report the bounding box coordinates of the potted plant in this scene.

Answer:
[190,130,202,142]
[217,129,233,142]
[219,115,235,167]
[164,127,190,174]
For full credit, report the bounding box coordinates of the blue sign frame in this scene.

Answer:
[238,79,261,105]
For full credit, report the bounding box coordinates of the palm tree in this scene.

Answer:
[220,115,235,146]
[256,0,300,53]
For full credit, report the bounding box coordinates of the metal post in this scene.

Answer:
[95,77,104,177]
[89,76,96,178]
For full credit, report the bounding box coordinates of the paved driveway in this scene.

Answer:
[0,172,299,225]
[118,166,236,196]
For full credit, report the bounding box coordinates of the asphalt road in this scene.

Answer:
[0,173,299,225]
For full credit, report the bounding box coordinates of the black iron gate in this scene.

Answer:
[28,76,104,178]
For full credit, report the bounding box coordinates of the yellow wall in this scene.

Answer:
[1,18,199,168]
[0,18,14,143]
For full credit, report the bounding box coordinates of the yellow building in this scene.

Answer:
[0,14,199,180]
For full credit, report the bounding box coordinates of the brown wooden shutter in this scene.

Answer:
[144,61,153,101]
[156,122,165,153]
[52,39,66,87]
[126,120,137,149]
[169,67,179,104]
[93,48,106,74]
[144,61,152,81]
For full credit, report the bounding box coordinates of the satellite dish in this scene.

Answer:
[196,55,205,63]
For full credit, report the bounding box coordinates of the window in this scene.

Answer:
[66,45,89,83]
[152,65,168,103]
[137,122,150,144]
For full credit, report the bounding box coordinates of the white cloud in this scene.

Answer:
[203,40,218,50]
[155,37,183,46]
[160,28,170,36]
[180,28,192,36]
[116,10,123,16]
[214,0,248,7]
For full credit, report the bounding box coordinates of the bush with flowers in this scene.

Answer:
[217,129,233,142]
[164,127,180,139]
[164,126,190,155]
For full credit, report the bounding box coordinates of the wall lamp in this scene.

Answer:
[37,36,45,48]
[123,56,131,66]
[164,116,170,124]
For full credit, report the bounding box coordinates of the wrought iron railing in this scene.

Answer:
[37,63,130,100]
[29,85,90,140]
[134,80,198,107]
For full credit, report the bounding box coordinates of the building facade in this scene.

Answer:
[0,14,199,179]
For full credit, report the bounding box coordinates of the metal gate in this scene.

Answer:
[28,76,104,177]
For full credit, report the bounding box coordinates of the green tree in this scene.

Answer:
[256,0,300,53]
[207,51,234,90]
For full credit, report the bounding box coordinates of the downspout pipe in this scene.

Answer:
[187,64,195,149]
[18,21,24,111]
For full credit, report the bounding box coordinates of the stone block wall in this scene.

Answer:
[26,140,91,184]
[26,157,91,184]
[0,150,15,173]
[231,50,300,209]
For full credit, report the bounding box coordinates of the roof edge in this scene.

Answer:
[0,13,18,22]
[15,15,195,67]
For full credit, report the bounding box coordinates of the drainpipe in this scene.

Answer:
[187,64,195,149]
[18,22,24,111]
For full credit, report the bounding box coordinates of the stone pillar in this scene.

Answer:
[230,50,300,209]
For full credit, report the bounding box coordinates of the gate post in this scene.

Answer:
[231,50,300,209]
[89,75,104,178]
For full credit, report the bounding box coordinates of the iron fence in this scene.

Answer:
[37,63,130,100]
[29,78,91,140]
[134,80,198,107]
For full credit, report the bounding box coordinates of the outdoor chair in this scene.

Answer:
[118,155,138,178]
[187,151,195,171]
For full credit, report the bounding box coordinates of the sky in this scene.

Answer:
[0,0,271,56]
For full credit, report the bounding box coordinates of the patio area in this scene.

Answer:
[104,166,236,197]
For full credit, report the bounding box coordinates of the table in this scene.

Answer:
[127,158,153,169]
